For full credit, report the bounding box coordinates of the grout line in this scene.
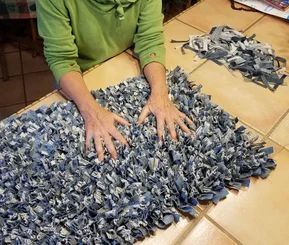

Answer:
[205,215,243,245]
[174,18,207,34]
[174,18,206,33]
[264,108,289,140]
[173,207,209,244]
[175,3,266,34]
[173,18,206,34]
[187,63,285,144]
[187,59,208,76]
[243,15,266,33]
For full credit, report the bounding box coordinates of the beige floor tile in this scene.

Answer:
[138,214,200,245]
[0,76,25,106]
[207,149,289,245]
[21,50,49,74]
[164,19,205,73]
[0,103,25,120]
[269,112,289,149]
[5,52,22,77]
[181,218,237,245]
[245,16,289,71]
[177,0,264,32]
[83,52,141,91]
[24,70,55,101]
[189,61,289,134]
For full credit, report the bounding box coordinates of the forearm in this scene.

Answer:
[143,62,168,98]
[59,71,100,112]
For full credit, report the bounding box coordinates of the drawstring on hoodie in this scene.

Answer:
[114,0,125,20]
[92,0,138,20]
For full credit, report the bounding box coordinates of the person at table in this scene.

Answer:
[36,0,194,160]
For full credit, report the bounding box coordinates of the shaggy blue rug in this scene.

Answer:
[0,68,275,244]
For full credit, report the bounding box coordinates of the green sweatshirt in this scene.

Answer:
[36,0,166,83]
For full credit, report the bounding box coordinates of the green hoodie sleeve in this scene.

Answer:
[133,0,166,69]
[36,0,81,82]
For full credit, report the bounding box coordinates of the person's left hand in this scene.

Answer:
[137,94,195,141]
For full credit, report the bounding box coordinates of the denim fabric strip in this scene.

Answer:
[172,26,288,91]
[0,67,276,244]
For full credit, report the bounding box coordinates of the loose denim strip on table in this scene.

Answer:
[173,26,287,91]
[0,67,275,244]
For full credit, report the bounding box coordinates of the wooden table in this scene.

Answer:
[9,0,289,244]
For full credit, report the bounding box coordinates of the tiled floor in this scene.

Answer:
[0,42,54,120]
[2,0,289,244]
[176,0,264,32]
[189,61,289,135]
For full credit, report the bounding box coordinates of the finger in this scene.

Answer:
[185,116,196,129]
[85,127,93,152]
[103,133,117,159]
[176,118,191,134]
[179,112,196,129]
[94,134,104,161]
[156,116,165,141]
[166,119,177,141]
[137,105,150,124]
[109,127,128,145]
[114,114,130,126]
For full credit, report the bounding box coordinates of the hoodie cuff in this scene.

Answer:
[139,46,166,70]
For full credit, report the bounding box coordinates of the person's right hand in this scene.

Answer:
[79,100,130,161]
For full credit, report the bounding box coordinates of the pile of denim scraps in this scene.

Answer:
[0,67,276,244]
[175,26,287,91]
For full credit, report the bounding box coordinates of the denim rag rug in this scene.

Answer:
[0,67,276,244]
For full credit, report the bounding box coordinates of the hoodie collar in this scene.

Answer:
[94,0,138,20]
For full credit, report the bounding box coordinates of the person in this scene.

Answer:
[36,0,194,160]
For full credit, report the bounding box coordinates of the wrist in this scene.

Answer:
[151,86,169,100]
[77,96,100,114]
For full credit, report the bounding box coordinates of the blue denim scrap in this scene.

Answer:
[172,26,288,91]
[0,67,276,244]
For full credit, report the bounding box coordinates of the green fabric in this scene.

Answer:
[36,0,166,83]
[93,0,138,20]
